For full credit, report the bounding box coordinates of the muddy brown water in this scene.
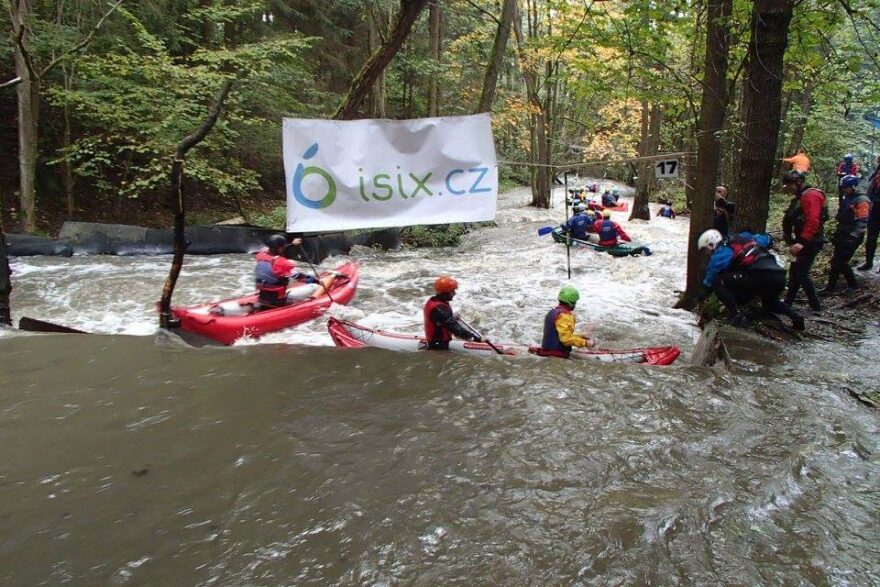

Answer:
[1,187,878,584]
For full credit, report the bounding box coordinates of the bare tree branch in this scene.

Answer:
[11,12,37,80]
[39,0,123,78]
[0,76,22,89]
[459,0,499,25]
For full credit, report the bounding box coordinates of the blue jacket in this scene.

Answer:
[702,232,772,287]
[563,213,593,240]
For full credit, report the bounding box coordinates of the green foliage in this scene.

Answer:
[43,5,318,207]
[401,224,468,247]
[249,206,287,230]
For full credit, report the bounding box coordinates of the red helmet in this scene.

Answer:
[434,276,459,294]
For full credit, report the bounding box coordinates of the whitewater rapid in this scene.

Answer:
[4,183,699,354]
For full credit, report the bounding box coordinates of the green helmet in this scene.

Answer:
[558,286,580,305]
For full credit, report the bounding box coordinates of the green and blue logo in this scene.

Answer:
[292,141,492,209]
[292,143,336,209]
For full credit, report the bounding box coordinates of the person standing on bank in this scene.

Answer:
[857,154,880,271]
[836,153,860,203]
[781,171,828,312]
[782,148,811,173]
[713,185,735,238]
[822,175,870,295]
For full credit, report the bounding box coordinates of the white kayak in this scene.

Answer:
[327,318,680,365]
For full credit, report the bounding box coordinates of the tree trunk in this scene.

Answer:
[366,6,387,118]
[62,64,76,219]
[334,0,429,120]
[775,79,815,177]
[679,0,733,308]
[732,0,793,234]
[0,224,11,326]
[427,0,441,117]
[159,80,234,330]
[476,0,516,113]
[630,102,661,221]
[513,0,550,208]
[785,84,813,153]
[631,101,651,219]
[13,0,39,233]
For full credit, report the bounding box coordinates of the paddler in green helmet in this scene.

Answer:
[536,286,594,358]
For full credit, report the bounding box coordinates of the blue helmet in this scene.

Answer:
[844,153,854,162]
[839,174,859,189]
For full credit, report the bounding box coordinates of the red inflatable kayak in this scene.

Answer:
[327,318,679,365]
[171,262,359,345]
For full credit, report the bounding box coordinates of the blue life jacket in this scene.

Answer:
[541,305,571,357]
[597,220,617,242]
[660,206,674,218]
[565,213,592,239]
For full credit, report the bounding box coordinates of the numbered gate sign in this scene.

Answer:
[654,159,679,179]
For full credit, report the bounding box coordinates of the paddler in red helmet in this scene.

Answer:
[424,276,483,349]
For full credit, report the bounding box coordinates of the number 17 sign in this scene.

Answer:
[654,159,679,179]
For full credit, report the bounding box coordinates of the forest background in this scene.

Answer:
[1,0,878,246]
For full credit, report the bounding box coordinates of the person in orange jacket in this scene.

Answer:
[782,148,811,173]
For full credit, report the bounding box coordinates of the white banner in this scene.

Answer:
[283,114,498,232]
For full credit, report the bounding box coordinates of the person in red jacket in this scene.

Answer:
[781,171,828,312]
[254,234,330,308]
[857,154,880,270]
[592,209,631,246]
[836,153,859,179]
[423,276,482,350]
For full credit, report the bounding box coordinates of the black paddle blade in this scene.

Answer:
[18,316,87,334]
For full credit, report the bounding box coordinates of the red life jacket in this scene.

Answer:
[424,298,453,346]
[727,235,769,269]
[254,251,287,301]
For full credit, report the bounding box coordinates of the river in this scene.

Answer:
[1,186,878,585]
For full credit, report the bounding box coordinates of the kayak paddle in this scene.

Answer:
[457,316,504,355]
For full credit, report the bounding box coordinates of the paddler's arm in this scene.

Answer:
[431,305,481,341]
[555,313,592,348]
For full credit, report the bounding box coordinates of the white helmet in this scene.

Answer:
[698,229,723,251]
[573,203,586,213]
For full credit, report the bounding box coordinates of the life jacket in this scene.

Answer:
[424,297,453,347]
[727,235,771,269]
[784,188,829,238]
[254,251,288,302]
[601,193,615,207]
[660,206,674,218]
[836,193,872,237]
[837,161,857,176]
[597,219,617,243]
[539,305,572,358]
[566,214,591,239]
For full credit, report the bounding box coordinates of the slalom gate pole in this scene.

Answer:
[564,170,571,279]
